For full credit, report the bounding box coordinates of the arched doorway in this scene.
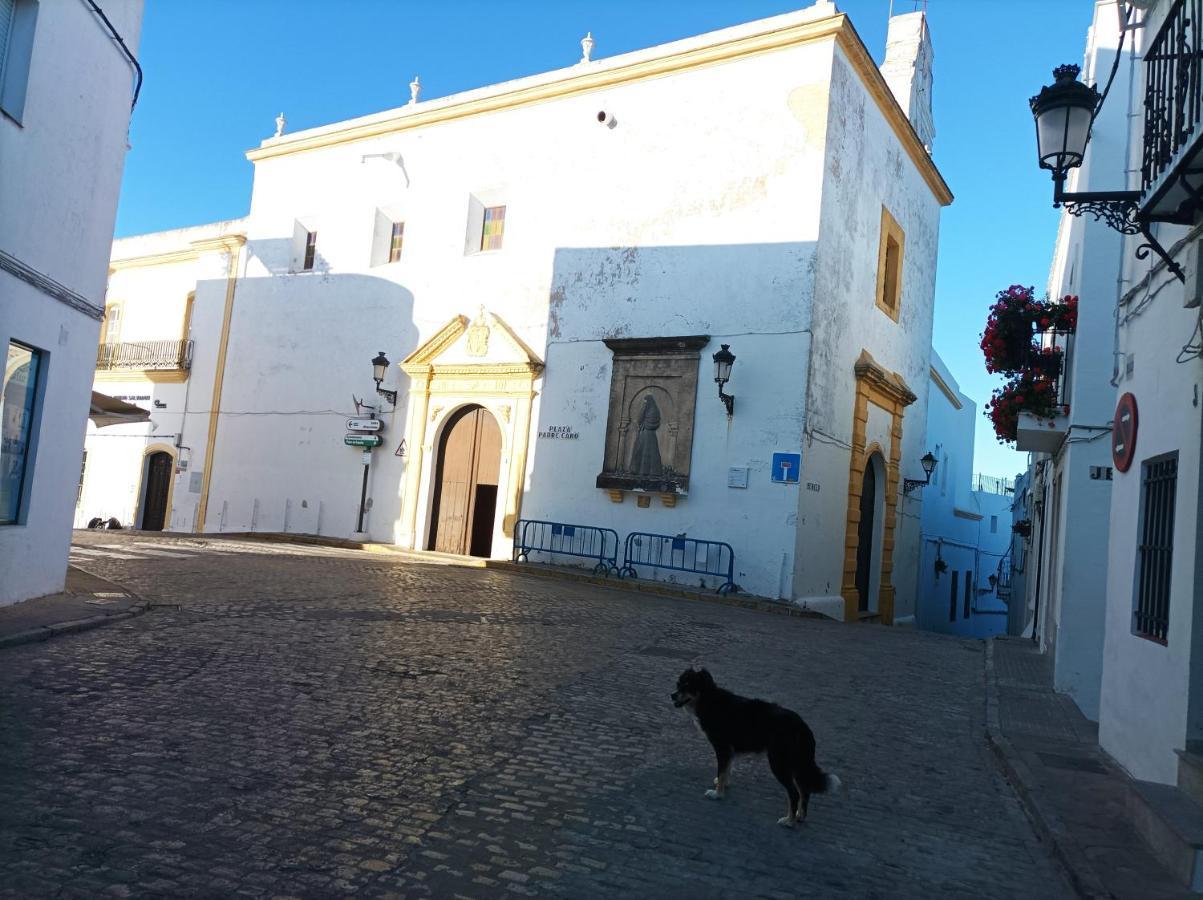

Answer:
[855,452,886,613]
[141,451,173,531]
[428,405,502,556]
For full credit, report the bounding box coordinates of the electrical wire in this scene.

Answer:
[81,0,143,112]
[1092,3,1132,121]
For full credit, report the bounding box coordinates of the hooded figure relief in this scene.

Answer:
[629,395,664,477]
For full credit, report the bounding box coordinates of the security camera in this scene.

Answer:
[597,110,616,129]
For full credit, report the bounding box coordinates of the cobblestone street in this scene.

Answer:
[0,533,1070,898]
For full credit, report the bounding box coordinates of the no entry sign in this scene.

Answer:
[1112,393,1138,473]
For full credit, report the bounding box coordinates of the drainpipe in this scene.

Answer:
[1111,24,1140,386]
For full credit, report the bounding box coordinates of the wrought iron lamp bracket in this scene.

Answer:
[902,477,929,496]
[717,384,734,419]
[375,384,398,406]
[1053,179,1186,282]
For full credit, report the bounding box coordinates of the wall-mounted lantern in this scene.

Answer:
[903,451,938,496]
[1030,64,1184,281]
[371,351,397,405]
[712,343,735,419]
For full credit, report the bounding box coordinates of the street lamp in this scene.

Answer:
[1031,64,1099,178]
[371,351,397,405]
[712,343,735,419]
[1029,65,1184,281]
[903,451,938,496]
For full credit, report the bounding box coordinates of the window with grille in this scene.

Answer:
[481,205,505,251]
[1134,453,1177,643]
[77,451,87,506]
[963,573,971,619]
[949,571,959,622]
[302,230,318,271]
[388,221,404,262]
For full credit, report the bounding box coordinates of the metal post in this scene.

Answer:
[356,454,370,534]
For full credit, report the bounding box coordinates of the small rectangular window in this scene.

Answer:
[1,341,42,525]
[949,571,959,622]
[875,206,905,322]
[481,205,506,251]
[388,221,404,262]
[1134,453,1178,643]
[964,574,972,619]
[303,230,318,271]
[0,0,38,124]
[990,515,998,533]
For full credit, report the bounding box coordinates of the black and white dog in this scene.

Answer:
[671,667,840,826]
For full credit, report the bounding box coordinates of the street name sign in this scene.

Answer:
[346,418,382,432]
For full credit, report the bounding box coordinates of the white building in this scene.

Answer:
[0,0,144,606]
[1015,1,1128,722]
[86,3,951,622]
[915,352,1013,637]
[1024,0,1203,886]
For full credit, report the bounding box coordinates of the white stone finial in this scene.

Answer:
[409,76,421,105]
[580,32,594,64]
[274,112,286,138]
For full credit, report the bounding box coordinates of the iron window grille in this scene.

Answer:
[1134,453,1178,643]
[388,221,404,262]
[303,230,317,271]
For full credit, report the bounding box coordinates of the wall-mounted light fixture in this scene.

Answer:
[903,451,938,496]
[371,351,397,405]
[712,343,735,419]
[1030,64,1184,281]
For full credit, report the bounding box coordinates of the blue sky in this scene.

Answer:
[115,0,1096,479]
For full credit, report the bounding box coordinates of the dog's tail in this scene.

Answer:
[801,764,842,795]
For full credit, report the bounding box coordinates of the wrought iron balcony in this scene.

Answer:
[1015,330,1073,454]
[1141,0,1203,223]
[95,339,193,372]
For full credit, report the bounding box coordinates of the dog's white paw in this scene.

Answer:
[776,816,795,828]
[704,789,723,800]
[827,773,842,794]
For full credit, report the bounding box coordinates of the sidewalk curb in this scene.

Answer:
[983,639,1111,900]
[0,600,150,650]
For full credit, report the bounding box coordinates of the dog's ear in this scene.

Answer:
[698,668,714,686]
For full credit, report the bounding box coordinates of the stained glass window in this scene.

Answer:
[481,205,505,251]
[1,341,42,525]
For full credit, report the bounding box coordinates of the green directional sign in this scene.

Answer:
[344,433,383,447]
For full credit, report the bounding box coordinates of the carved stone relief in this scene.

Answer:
[596,335,707,494]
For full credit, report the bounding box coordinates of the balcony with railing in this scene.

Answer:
[95,339,193,373]
[1141,0,1203,222]
[1014,330,1073,453]
[973,473,1016,496]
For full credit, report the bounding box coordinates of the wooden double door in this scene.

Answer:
[428,405,501,557]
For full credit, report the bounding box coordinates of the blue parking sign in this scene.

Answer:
[771,452,801,483]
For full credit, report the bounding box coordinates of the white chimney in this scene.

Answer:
[879,11,935,153]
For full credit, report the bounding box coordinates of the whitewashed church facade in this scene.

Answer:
[82,3,950,621]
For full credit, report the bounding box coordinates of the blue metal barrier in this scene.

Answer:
[512,519,620,576]
[618,532,737,595]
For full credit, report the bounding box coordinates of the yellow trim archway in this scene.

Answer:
[840,350,916,624]
[136,443,178,531]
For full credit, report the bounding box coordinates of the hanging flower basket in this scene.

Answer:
[981,285,1038,375]
[1012,519,1032,538]
[984,371,1061,444]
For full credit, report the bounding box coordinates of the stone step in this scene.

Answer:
[1127,778,1203,892]
[1178,749,1203,810]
